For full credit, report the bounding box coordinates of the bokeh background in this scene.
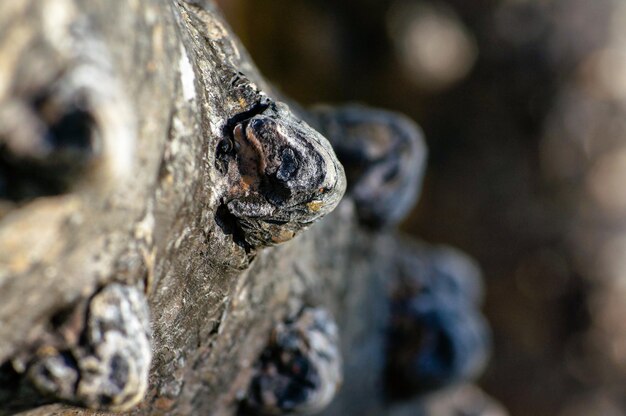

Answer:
[217,1,626,415]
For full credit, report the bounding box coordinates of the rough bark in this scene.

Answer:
[0,1,497,415]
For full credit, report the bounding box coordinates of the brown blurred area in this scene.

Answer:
[217,1,626,415]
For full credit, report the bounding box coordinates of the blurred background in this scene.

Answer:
[217,1,626,415]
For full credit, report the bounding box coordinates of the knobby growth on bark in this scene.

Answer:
[0,1,498,415]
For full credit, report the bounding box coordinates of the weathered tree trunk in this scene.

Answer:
[0,1,497,415]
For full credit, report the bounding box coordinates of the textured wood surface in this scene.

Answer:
[0,1,496,415]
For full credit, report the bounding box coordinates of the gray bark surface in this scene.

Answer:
[0,1,498,415]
